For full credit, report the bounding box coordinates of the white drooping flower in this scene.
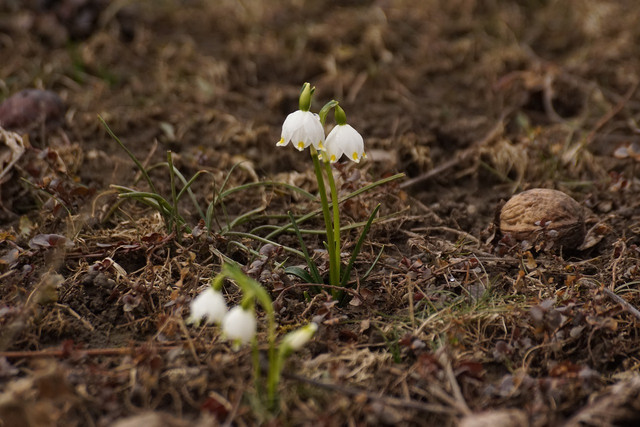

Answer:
[222,306,257,345]
[277,110,325,151]
[324,124,365,163]
[281,322,318,353]
[187,287,228,326]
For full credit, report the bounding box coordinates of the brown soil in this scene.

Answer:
[1,1,640,426]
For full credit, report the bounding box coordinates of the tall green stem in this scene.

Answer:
[323,159,341,295]
[265,305,277,408]
[222,264,279,409]
[310,147,337,286]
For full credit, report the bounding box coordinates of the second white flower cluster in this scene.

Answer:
[188,287,257,345]
[187,272,317,353]
[276,83,365,163]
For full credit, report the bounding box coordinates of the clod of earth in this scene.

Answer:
[499,188,586,251]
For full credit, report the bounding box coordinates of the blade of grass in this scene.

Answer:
[265,172,405,240]
[174,168,208,220]
[21,179,73,218]
[99,116,157,194]
[217,181,316,204]
[339,173,405,202]
[205,199,216,231]
[111,187,190,231]
[167,151,178,232]
[288,212,323,284]
[215,185,231,232]
[111,187,174,214]
[223,231,306,258]
[218,162,244,196]
[363,244,385,280]
[228,240,262,258]
[223,204,268,233]
[252,209,405,235]
[340,204,380,287]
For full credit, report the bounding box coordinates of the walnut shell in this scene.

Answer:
[499,188,585,250]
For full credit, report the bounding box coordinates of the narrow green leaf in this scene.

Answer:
[167,151,178,232]
[99,116,157,194]
[341,204,380,287]
[205,200,215,231]
[264,173,405,240]
[284,266,315,284]
[224,205,267,232]
[217,181,316,205]
[287,212,323,284]
[223,231,305,258]
[174,168,208,220]
[363,244,385,280]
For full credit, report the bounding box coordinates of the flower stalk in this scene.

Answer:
[310,145,340,291]
[276,83,373,294]
[188,263,315,411]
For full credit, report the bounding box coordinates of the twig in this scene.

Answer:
[542,72,566,123]
[222,390,243,427]
[176,316,201,365]
[0,344,179,359]
[55,303,95,332]
[283,371,456,415]
[610,240,626,291]
[585,81,639,146]
[412,226,481,246]
[602,288,640,321]
[580,278,640,322]
[400,112,508,189]
[443,358,472,416]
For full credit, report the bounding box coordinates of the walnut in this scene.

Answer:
[499,188,586,251]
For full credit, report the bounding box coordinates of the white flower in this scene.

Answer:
[187,288,228,326]
[281,323,317,352]
[277,110,325,151]
[324,124,365,163]
[222,306,257,345]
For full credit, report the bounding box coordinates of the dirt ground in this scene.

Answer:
[1,0,640,425]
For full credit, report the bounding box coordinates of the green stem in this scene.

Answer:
[266,308,278,409]
[222,264,278,408]
[310,146,335,285]
[323,159,341,293]
[252,338,262,398]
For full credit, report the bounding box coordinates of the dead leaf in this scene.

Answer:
[0,127,25,183]
[28,234,74,249]
[460,409,529,427]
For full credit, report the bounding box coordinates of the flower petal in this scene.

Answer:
[278,110,324,151]
[324,124,364,163]
[282,322,318,352]
[187,288,228,325]
[222,306,257,345]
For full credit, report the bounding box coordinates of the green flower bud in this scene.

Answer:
[299,82,313,112]
[334,105,347,126]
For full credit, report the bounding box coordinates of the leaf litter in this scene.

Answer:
[1,0,640,425]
